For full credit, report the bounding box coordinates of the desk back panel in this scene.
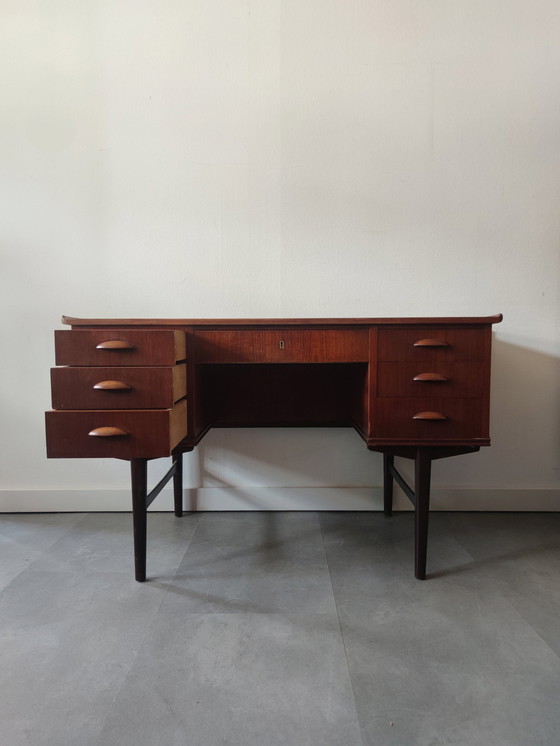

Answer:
[198,363,368,428]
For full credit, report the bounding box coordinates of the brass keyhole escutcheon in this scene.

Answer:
[279,340,285,349]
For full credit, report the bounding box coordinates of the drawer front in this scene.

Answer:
[374,398,486,441]
[51,365,186,410]
[377,328,487,362]
[195,329,369,363]
[55,330,187,366]
[45,400,187,458]
[377,362,484,398]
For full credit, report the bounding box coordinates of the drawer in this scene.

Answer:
[377,362,484,398]
[195,329,369,363]
[45,400,187,458]
[377,328,487,362]
[51,365,186,410]
[374,398,486,441]
[54,330,187,366]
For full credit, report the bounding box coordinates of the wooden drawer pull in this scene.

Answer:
[413,373,448,382]
[88,426,129,437]
[413,411,448,421]
[93,380,132,391]
[413,338,449,348]
[95,340,135,350]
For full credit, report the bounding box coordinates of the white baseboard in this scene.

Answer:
[1,486,559,512]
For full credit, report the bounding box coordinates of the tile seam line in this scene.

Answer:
[92,514,200,745]
[451,522,560,663]
[502,591,560,664]
[319,512,366,746]
[93,583,172,745]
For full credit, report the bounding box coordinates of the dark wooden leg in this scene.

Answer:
[383,453,394,516]
[414,447,432,580]
[131,458,148,582]
[173,450,183,517]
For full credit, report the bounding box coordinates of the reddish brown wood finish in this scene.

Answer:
[364,327,378,440]
[377,362,484,398]
[45,400,187,459]
[377,328,486,362]
[413,338,450,348]
[95,340,135,350]
[194,329,369,363]
[47,317,500,455]
[88,426,129,437]
[198,363,364,427]
[51,365,186,409]
[45,315,502,582]
[55,330,186,366]
[93,380,132,390]
[373,398,486,442]
[61,314,503,327]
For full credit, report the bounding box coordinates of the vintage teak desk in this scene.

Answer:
[45,314,502,581]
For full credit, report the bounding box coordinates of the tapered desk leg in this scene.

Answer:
[130,458,148,582]
[414,448,432,580]
[173,450,183,517]
[383,453,394,516]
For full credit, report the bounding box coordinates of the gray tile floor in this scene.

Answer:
[1,510,559,746]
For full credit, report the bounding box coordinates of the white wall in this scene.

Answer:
[1,0,559,512]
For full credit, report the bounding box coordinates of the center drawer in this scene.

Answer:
[51,365,187,409]
[195,329,369,363]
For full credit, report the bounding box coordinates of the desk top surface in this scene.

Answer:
[62,314,503,328]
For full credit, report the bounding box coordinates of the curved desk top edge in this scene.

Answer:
[62,314,503,327]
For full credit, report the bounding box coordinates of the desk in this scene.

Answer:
[45,314,502,580]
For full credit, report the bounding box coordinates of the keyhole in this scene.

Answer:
[279,340,285,349]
